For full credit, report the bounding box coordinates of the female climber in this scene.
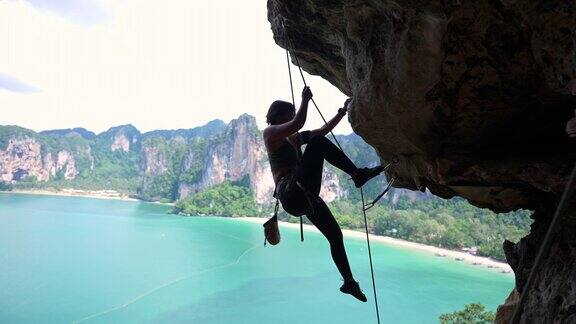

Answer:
[263,86,383,302]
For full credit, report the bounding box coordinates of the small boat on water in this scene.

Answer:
[435,252,447,257]
[455,257,464,261]
[487,265,494,268]
[472,262,482,265]
[501,269,512,273]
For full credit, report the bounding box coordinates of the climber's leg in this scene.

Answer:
[300,135,357,195]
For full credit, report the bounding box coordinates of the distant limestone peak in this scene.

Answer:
[40,127,96,140]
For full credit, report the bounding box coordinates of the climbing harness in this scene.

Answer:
[276,19,398,324]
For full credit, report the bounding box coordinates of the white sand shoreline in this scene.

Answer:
[2,189,140,202]
[3,189,177,205]
[2,189,180,206]
[236,216,513,274]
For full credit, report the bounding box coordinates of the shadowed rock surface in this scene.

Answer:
[267,0,576,322]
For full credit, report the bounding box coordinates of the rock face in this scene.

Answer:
[178,114,276,203]
[111,134,131,152]
[142,145,168,175]
[106,125,141,152]
[0,138,79,182]
[0,139,49,182]
[319,167,345,202]
[268,0,576,322]
[177,114,352,204]
[56,151,78,180]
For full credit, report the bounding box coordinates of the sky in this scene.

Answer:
[0,0,352,134]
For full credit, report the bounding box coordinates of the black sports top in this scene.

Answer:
[267,131,311,172]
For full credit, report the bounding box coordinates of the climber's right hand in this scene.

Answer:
[343,98,352,109]
[302,86,313,102]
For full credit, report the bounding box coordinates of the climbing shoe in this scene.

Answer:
[352,166,384,188]
[340,280,368,302]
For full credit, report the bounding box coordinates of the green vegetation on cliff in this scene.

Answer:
[0,125,36,149]
[328,197,530,261]
[138,136,189,201]
[178,137,209,185]
[0,181,13,191]
[439,303,495,324]
[173,178,258,217]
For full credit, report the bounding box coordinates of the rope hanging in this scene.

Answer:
[360,187,381,324]
[284,33,345,152]
[284,38,305,243]
[510,162,576,324]
[282,22,385,324]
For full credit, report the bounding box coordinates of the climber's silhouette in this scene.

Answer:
[263,86,383,302]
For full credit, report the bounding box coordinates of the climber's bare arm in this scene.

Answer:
[264,86,313,150]
[308,98,350,139]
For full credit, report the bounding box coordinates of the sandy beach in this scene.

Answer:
[3,189,140,202]
[237,216,513,273]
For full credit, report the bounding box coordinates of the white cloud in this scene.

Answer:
[25,0,109,25]
[0,72,39,93]
[0,0,351,134]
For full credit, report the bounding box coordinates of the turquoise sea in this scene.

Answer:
[0,193,513,323]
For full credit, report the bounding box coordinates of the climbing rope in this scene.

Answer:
[360,187,381,324]
[282,21,391,324]
[284,36,305,243]
[510,162,576,324]
[284,32,345,152]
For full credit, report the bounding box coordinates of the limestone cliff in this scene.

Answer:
[98,124,141,153]
[268,0,576,322]
[177,114,367,204]
[0,138,50,182]
[0,137,79,183]
[0,117,418,206]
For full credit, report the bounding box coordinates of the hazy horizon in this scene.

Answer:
[1,0,352,135]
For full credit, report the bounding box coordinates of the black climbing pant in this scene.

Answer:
[279,135,358,281]
[298,135,357,195]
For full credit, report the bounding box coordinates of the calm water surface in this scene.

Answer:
[0,193,513,323]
